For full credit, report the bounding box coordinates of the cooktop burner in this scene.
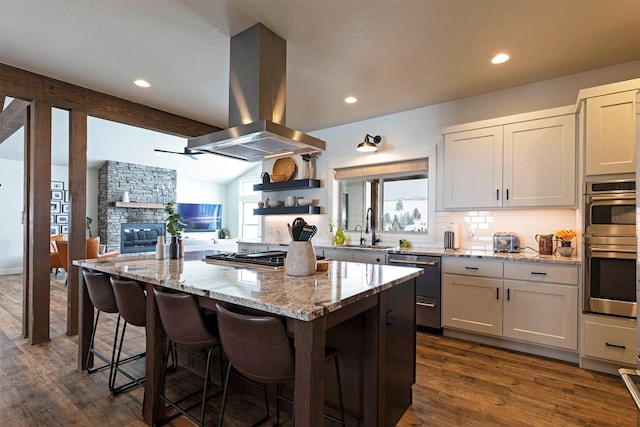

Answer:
[205,251,287,267]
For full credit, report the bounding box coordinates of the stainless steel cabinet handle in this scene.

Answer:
[590,247,637,254]
[389,259,438,266]
[589,194,635,202]
[417,302,436,308]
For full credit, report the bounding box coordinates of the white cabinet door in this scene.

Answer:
[503,115,576,207]
[443,126,503,209]
[442,274,503,336]
[353,251,386,264]
[322,248,354,262]
[503,280,578,350]
[585,91,636,175]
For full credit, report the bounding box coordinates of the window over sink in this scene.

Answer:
[334,154,435,241]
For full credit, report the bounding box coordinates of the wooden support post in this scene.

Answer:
[27,100,51,344]
[67,109,87,336]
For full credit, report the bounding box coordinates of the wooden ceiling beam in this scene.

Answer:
[0,63,221,138]
[0,97,29,144]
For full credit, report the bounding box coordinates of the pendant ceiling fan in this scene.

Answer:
[153,147,204,160]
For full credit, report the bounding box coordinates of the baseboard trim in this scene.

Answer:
[444,328,580,364]
[0,268,23,276]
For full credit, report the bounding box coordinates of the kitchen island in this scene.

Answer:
[74,252,422,426]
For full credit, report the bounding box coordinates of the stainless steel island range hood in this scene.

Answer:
[187,23,325,162]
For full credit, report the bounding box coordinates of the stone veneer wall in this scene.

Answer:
[98,161,176,251]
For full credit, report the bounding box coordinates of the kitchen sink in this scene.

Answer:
[340,244,395,249]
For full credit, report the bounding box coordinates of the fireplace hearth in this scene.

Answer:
[121,223,166,254]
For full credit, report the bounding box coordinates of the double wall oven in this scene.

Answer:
[584,179,637,318]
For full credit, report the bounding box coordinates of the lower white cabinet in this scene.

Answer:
[582,314,637,365]
[353,251,386,264]
[442,273,503,336]
[442,257,579,351]
[321,248,354,262]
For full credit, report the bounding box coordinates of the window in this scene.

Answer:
[381,175,428,232]
[239,179,260,239]
[334,155,435,241]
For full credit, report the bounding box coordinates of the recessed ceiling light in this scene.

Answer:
[344,96,358,104]
[134,79,151,88]
[491,53,510,64]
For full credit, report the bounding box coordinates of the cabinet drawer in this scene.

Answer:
[443,257,503,278]
[504,262,578,285]
[584,319,637,365]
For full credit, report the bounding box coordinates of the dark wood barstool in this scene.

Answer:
[109,277,148,393]
[82,270,143,394]
[215,303,345,426]
[152,288,224,427]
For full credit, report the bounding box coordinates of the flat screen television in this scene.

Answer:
[176,203,222,232]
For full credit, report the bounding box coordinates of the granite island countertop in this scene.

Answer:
[74,253,423,321]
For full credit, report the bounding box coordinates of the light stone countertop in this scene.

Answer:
[74,254,423,321]
[239,240,582,265]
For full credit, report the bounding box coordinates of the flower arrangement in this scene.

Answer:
[554,229,576,244]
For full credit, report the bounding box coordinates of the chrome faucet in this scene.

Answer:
[365,207,379,246]
[354,224,365,245]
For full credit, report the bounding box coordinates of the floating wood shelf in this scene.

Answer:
[253,179,321,192]
[112,202,165,209]
[254,206,321,215]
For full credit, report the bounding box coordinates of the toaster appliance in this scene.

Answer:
[493,233,520,253]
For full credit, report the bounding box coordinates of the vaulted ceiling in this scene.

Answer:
[1,0,639,183]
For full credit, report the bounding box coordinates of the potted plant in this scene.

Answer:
[164,203,186,258]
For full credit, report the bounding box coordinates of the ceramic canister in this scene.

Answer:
[285,241,317,276]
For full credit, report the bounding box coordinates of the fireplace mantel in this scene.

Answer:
[112,202,165,209]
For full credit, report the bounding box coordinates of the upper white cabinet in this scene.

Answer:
[442,126,503,208]
[442,107,576,209]
[584,90,637,176]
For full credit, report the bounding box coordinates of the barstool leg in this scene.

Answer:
[199,346,215,427]
[218,362,233,427]
[334,356,346,426]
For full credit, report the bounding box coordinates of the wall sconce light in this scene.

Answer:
[356,134,382,152]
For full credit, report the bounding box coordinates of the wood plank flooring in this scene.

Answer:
[0,273,636,426]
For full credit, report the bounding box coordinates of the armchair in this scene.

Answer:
[86,237,119,259]
[50,234,64,275]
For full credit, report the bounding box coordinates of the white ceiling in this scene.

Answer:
[1,0,639,183]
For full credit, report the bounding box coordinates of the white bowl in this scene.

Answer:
[297,198,314,206]
[267,200,283,208]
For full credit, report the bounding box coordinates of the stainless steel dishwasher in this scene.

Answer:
[388,252,442,333]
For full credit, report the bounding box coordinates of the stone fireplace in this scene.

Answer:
[98,161,176,252]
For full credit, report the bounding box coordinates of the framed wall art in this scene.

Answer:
[56,215,69,224]
[51,190,63,200]
[50,225,60,235]
[62,203,69,213]
[60,225,69,234]
[51,181,64,191]
[51,201,61,214]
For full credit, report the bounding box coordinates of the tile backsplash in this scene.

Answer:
[262,208,580,255]
[435,208,580,252]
